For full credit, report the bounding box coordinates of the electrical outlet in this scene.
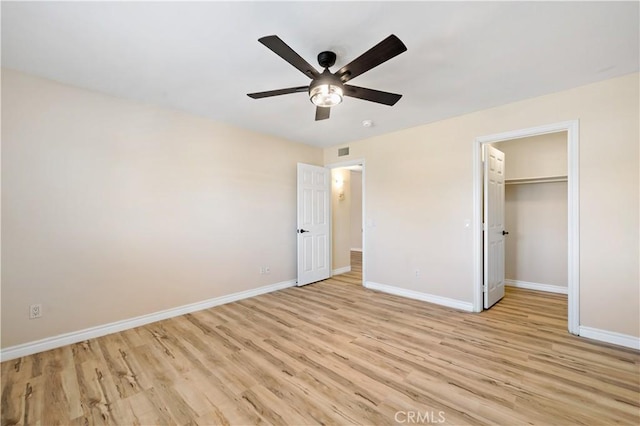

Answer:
[29,304,42,319]
[264,266,270,274]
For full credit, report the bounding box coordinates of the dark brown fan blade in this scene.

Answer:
[259,35,320,79]
[247,86,309,99]
[335,35,407,83]
[343,85,402,106]
[315,106,330,121]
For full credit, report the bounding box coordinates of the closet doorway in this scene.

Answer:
[472,121,579,335]
[494,133,568,298]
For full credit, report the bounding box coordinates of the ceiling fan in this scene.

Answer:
[247,35,407,121]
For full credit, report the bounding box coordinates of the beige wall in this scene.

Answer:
[505,182,568,286]
[1,69,322,348]
[496,133,568,287]
[331,168,351,271]
[324,73,639,338]
[350,171,363,251]
[496,132,567,179]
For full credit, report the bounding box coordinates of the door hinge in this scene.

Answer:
[483,285,487,292]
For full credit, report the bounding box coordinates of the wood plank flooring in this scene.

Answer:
[2,251,639,425]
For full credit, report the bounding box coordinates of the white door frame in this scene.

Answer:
[326,158,366,286]
[472,120,580,335]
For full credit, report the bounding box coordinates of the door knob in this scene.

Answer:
[297,229,310,234]
[502,230,509,235]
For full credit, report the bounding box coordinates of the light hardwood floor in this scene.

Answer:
[2,252,639,425]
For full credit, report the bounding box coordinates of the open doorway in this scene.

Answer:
[473,121,579,335]
[483,133,569,309]
[495,133,569,294]
[328,160,365,285]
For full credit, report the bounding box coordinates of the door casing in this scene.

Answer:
[472,120,579,335]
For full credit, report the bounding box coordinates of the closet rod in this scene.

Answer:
[505,175,568,185]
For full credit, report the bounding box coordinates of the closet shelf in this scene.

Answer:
[505,175,568,185]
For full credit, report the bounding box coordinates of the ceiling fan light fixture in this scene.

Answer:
[248,34,407,120]
[310,84,343,107]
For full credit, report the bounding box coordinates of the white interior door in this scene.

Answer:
[297,163,331,286]
[484,146,506,308]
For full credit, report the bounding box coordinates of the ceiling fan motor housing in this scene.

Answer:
[317,51,337,69]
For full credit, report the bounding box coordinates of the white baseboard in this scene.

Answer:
[0,279,296,362]
[364,281,474,312]
[505,279,568,295]
[579,326,640,351]
[332,266,351,275]
[350,248,363,252]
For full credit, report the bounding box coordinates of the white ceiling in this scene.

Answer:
[2,1,638,148]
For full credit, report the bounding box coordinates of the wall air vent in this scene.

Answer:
[338,147,350,157]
